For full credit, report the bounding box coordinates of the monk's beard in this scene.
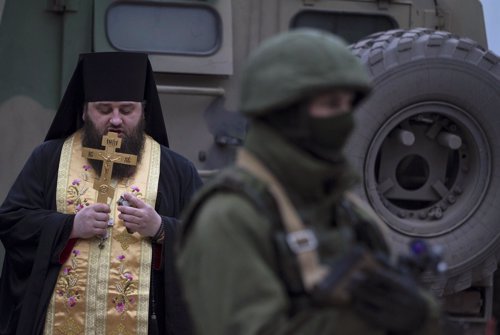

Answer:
[82,119,145,179]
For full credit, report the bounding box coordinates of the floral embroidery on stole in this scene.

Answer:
[44,130,160,335]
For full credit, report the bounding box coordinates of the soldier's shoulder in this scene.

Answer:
[181,167,274,240]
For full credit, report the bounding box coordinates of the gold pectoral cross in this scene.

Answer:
[82,132,138,204]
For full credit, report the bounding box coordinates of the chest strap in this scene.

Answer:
[236,149,329,291]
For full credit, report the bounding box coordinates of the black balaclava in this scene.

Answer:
[260,99,355,163]
[44,52,169,147]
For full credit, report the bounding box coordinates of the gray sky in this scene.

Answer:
[481,0,500,54]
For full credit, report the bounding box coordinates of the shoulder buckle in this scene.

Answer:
[286,229,318,254]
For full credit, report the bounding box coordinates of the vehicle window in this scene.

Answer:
[291,11,397,44]
[106,3,221,55]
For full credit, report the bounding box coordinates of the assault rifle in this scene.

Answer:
[311,239,446,306]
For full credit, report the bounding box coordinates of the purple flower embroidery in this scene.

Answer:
[131,185,140,193]
[55,247,81,309]
[67,296,77,308]
[112,256,137,315]
[123,272,133,281]
[83,165,92,171]
[75,204,84,212]
[67,199,74,205]
[116,302,125,314]
[72,179,81,186]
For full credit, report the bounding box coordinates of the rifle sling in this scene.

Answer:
[236,148,329,291]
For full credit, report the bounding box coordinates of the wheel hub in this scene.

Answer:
[364,102,490,236]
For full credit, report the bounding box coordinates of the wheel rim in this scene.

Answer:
[364,101,491,237]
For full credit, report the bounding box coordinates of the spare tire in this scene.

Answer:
[345,28,500,295]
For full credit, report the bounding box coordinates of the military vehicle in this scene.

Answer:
[1,0,499,333]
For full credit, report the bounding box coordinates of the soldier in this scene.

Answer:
[177,29,442,334]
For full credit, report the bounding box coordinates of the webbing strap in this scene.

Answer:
[236,149,328,290]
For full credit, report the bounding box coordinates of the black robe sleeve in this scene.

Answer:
[0,140,74,335]
[151,146,202,335]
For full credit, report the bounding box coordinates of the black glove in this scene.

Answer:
[311,246,378,306]
[350,265,429,333]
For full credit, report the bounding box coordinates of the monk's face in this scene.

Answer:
[82,101,145,179]
[83,101,143,138]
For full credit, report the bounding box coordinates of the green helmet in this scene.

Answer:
[240,28,371,116]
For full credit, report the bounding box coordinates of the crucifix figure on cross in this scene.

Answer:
[82,131,138,203]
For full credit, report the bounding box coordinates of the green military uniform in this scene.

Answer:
[178,123,441,334]
[178,28,443,335]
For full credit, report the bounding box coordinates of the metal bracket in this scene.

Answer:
[47,0,78,13]
[286,229,318,254]
[302,0,319,7]
[432,0,446,30]
[377,0,390,10]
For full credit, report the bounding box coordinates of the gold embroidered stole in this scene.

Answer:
[44,130,161,335]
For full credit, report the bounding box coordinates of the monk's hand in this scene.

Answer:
[72,203,111,239]
[118,192,161,237]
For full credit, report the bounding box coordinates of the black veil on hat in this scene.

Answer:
[44,52,169,147]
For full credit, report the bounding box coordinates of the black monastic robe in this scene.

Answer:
[0,137,202,335]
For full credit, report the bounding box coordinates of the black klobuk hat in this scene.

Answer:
[44,52,169,146]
